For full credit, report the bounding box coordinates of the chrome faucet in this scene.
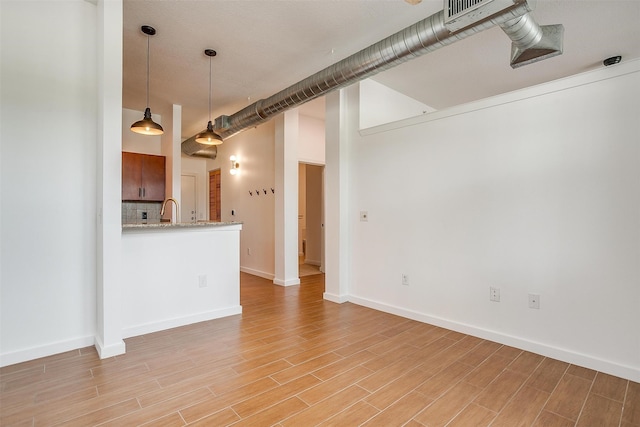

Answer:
[160,198,180,223]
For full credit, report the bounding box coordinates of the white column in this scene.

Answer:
[273,110,301,286]
[323,88,353,302]
[95,0,125,358]
[172,105,182,207]
[160,104,182,218]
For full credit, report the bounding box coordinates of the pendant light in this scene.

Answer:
[195,49,223,145]
[130,25,164,136]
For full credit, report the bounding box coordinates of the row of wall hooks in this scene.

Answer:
[249,188,275,196]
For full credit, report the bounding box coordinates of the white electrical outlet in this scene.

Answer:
[490,287,500,302]
[247,247,252,256]
[198,275,208,288]
[402,274,409,286]
[528,294,540,309]
[360,211,368,222]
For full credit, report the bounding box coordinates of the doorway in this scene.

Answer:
[298,163,324,276]
[209,169,221,222]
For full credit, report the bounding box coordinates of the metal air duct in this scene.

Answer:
[182,0,561,153]
[181,139,218,159]
[499,13,563,68]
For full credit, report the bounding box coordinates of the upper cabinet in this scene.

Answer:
[122,152,166,201]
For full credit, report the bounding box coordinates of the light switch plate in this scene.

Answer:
[490,287,500,302]
[528,294,540,309]
[198,275,208,288]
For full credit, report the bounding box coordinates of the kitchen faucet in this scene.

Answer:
[160,198,180,223]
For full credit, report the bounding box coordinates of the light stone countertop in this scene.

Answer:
[122,221,241,230]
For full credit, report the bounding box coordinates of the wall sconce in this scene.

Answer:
[230,155,240,175]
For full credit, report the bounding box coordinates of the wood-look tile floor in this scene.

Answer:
[1,272,639,426]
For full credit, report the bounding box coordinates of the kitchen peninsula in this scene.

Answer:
[121,221,242,338]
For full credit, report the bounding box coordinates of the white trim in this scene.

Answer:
[0,335,96,368]
[323,292,349,304]
[121,306,242,339]
[360,58,640,137]
[304,259,321,267]
[298,157,326,167]
[94,336,126,360]
[241,266,275,280]
[273,277,301,287]
[348,295,640,383]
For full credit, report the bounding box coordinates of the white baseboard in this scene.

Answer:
[348,295,640,383]
[323,292,349,304]
[273,277,301,287]
[94,336,126,359]
[240,266,274,280]
[121,306,243,339]
[304,259,321,267]
[0,335,95,368]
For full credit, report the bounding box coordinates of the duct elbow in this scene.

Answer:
[499,13,543,50]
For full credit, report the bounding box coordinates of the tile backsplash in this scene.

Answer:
[122,202,162,224]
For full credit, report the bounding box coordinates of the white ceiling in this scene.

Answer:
[122,0,640,140]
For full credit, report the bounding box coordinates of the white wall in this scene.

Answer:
[95,0,125,359]
[273,110,300,286]
[206,122,276,279]
[341,61,640,381]
[1,1,98,364]
[121,226,242,336]
[187,108,324,281]
[298,114,325,165]
[359,78,434,129]
[181,155,208,221]
[324,89,352,303]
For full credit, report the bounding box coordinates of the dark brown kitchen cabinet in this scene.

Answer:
[122,152,165,201]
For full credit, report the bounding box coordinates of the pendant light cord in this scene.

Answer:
[208,55,212,121]
[146,33,150,108]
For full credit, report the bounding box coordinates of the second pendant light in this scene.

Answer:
[195,49,223,145]
[130,25,164,136]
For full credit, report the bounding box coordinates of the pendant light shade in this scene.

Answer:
[131,107,164,135]
[195,49,223,145]
[131,25,164,136]
[196,120,222,145]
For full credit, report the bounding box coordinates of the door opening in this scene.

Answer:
[209,169,221,222]
[298,163,324,276]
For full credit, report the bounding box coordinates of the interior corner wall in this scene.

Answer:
[95,0,125,359]
[345,63,640,381]
[0,0,98,365]
[324,89,353,303]
[359,78,434,129]
[207,122,276,279]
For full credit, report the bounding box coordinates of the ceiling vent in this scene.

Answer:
[444,0,524,31]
